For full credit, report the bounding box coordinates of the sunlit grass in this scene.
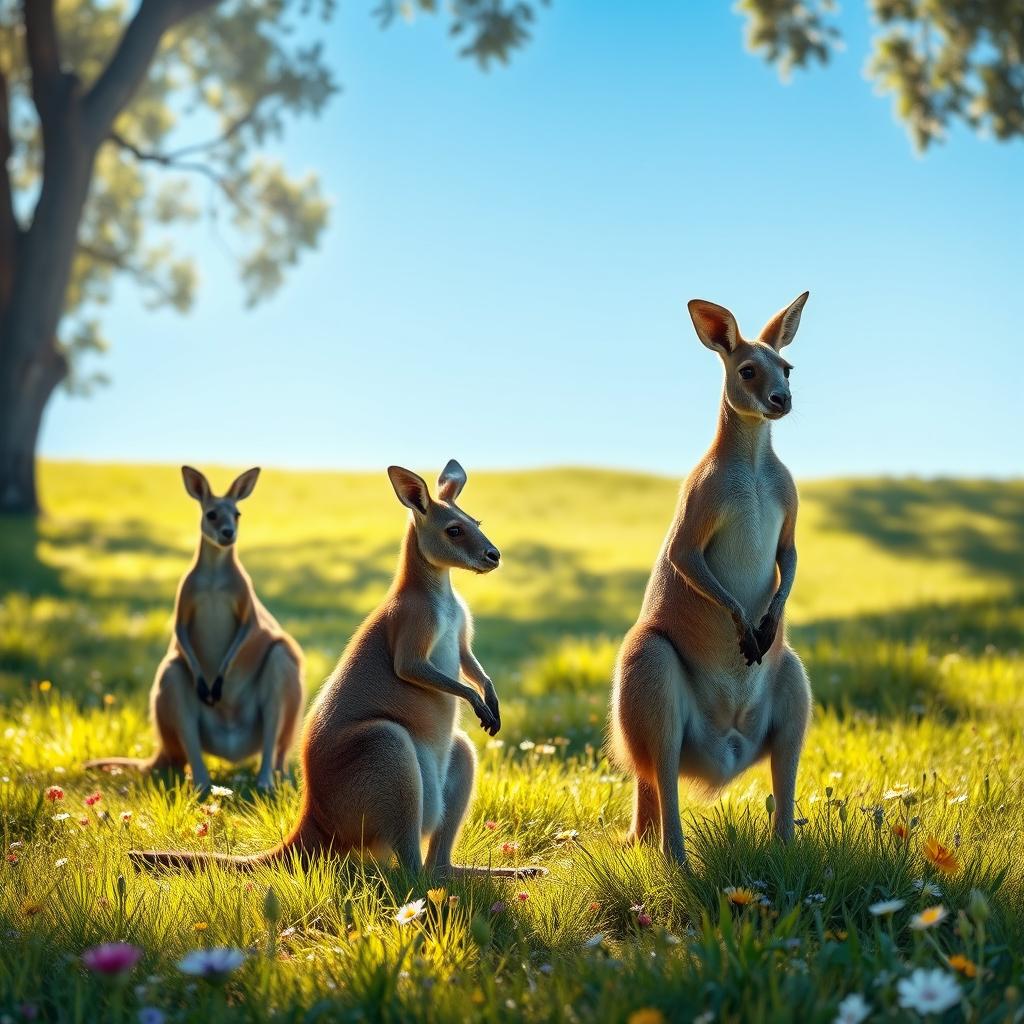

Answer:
[1,463,1022,1020]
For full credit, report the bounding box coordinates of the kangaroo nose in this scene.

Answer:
[484,547,500,566]
[768,392,789,412]
[220,527,235,542]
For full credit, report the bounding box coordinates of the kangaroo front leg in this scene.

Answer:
[768,649,812,842]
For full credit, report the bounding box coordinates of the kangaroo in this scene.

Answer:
[610,293,813,866]
[87,466,304,792]
[130,461,544,879]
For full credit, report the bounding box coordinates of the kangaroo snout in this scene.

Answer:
[768,391,791,414]
[219,527,236,543]
[484,547,501,567]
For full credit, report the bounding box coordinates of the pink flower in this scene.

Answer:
[516,891,530,902]
[637,912,653,928]
[501,841,519,856]
[490,900,506,915]
[81,942,143,976]
[484,820,498,830]
[45,786,64,802]
[84,792,102,807]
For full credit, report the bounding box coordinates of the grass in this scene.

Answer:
[1,461,1023,1023]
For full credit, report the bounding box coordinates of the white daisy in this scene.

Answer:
[834,993,870,1024]
[896,968,961,1015]
[868,898,905,916]
[210,785,233,798]
[177,947,245,978]
[394,899,426,925]
[912,879,942,898]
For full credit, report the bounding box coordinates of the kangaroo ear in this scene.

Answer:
[227,467,260,501]
[388,466,431,515]
[688,299,739,355]
[437,459,467,502]
[181,466,211,503]
[759,291,809,351]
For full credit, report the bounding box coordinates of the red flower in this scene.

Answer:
[637,912,653,928]
[6,853,18,864]
[194,821,209,838]
[84,792,102,807]
[516,891,529,902]
[501,841,519,856]
[81,942,143,976]
[45,786,65,802]
[484,820,498,830]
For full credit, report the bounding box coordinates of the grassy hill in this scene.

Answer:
[1,463,1022,1021]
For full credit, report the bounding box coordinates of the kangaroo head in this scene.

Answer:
[687,292,808,422]
[181,466,260,549]
[387,460,500,574]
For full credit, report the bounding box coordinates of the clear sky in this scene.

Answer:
[40,0,1024,479]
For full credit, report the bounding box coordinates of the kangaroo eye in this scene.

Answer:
[446,526,463,538]
[783,367,791,379]
[205,511,216,522]
[739,367,755,381]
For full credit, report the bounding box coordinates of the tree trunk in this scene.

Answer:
[0,342,67,514]
[0,75,94,516]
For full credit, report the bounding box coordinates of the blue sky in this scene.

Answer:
[41,0,1024,478]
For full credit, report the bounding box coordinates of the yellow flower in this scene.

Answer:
[948,954,977,978]
[922,837,960,874]
[723,886,757,906]
[910,904,948,930]
[471,988,486,1005]
[103,694,116,706]
[21,899,42,917]
[427,887,447,907]
[193,922,208,932]
[38,680,52,693]
[628,1010,666,1024]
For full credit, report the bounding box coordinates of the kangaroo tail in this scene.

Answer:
[84,753,173,773]
[128,842,290,873]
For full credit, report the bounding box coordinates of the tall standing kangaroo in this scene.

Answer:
[87,467,304,792]
[610,293,813,866]
[131,461,543,878]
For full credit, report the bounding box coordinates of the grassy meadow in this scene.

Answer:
[2,462,1023,1023]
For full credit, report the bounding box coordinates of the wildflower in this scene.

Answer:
[868,898,905,916]
[883,785,913,801]
[138,1009,165,1024]
[210,786,233,798]
[554,829,579,843]
[724,886,758,906]
[490,900,506,915]
[519,740,535,751]
[637,912,653,928]
[177,947,245,979]
[203,802,220,817]
[892,823,908,840]
[627,1010,665,1024]
[896,968,961,1015]
[910,905,948,930]
[84,792,102,807]
[427,888,446,907]
[515,891,529,902]
[500,841,519,856]
[193,923,208,932]
[54,858,68,868]
[947,954,977,978]
[78,816,90,827]
[804,892,826,906]
[194,821,209,838]
[45,786,64,802]
[394,899,425,925]
[21,900,42,917]
[912,879,942,898]
[833,993,870,1024]
[38,680,52,693]
[6,853,17,864]
[120,811,133,824]
[589,902,601,912]
[448,895,459,909]
[922,837,960,874]
[104,694,116,706]
[82,943,144,976]
[484,820,497,830]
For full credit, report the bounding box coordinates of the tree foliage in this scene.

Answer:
[738,0,1024,149]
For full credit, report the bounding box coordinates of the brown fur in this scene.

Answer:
[130,461,544,879]
[610,294,813,865]
[87,467,304,792]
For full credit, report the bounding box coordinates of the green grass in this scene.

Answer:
[2,462,1023,1023]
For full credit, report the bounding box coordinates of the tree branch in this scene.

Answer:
[82,0,220,147]
[22,0,62,121]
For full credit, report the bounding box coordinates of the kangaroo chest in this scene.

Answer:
[427,597,463,680]
[189,586,241,675]
[704,478,783,617]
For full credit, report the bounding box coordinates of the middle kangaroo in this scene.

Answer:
[611,293,813,867]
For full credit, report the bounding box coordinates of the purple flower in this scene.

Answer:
[138,1009,165,1024]
[81,942,143,976]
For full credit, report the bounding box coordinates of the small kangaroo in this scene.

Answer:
[87,466,304,792]
[610,293,813,866]
[131,461,543,878]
